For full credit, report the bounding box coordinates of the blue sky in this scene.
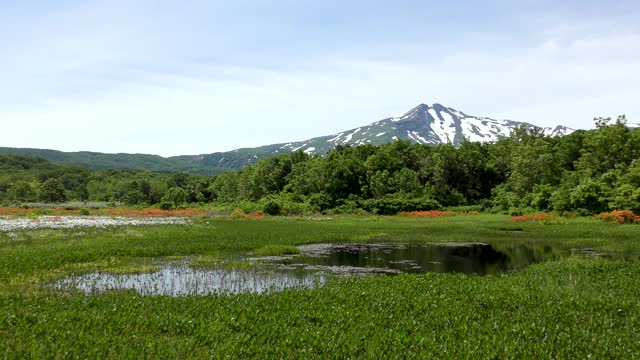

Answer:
[2,0,639,156]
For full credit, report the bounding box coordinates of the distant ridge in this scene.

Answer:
[0,103,573,173]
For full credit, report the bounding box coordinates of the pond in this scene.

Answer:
[55,262,326,296]
[53,242,628,296]
[277,242,541,275]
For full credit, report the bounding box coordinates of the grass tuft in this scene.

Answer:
[253,244,301,256]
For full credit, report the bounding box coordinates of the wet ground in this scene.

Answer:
[55,262,326,296]
[54,242,637,296]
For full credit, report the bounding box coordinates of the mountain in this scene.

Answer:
[0,147,214,173]
[178,103,574,170]
[0,103,573,173]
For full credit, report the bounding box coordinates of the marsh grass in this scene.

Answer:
[1,214,639,357]
[253,244,300,256]
[189,255,255,270]
[64,257,161,275]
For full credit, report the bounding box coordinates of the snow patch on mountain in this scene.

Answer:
[202,103,575,170]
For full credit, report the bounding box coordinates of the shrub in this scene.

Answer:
[596,210,640,224]
[508,208,525,216]
[263,201,282,216]
[359,194,440,215]
[445,205,483,213]
[398,210,455,218]
[230,208,245,218]
[609,184,640,213]
[570,180,607,214]
[307,193,333,212]
[161,187,186,208]
[510,213,566,225]
[159,201,174,210]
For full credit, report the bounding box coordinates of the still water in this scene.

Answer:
[281,242,545,275]
[54,242,620,296]
[55,263,326,296]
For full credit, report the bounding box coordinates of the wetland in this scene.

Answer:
[1,214,639,358]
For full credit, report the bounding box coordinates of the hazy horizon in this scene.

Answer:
[3,0,639,156]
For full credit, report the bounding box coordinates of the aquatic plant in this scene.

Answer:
[253,244,300,256]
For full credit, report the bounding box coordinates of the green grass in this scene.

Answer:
[1,214,639,358]
[189,255,254,270]
[253,244,301,256]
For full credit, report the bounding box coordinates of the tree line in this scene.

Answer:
[1,116,638,215]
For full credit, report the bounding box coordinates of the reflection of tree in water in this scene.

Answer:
[291,243,556,276]
[495,244,569,270]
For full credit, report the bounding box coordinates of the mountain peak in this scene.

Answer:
[1,102,576,173]
[398,103,430,118]
[269,102,575,156]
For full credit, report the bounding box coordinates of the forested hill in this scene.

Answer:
[0,147,220,174]
[0,103,574,173]
[1,116,638,216]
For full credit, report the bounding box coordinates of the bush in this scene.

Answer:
[570,180,607,214]
[597,210,640,224]
[307,193,333,212]
[445,205,483,213]
[257,194,313,216]
[510,213,567,225]
[399,210,455,218]
[508,208,525,216]
[159,201,174,210]
[491,185,520,211]
[161,187,186,208]
[609,184,640,213]
[262,201,282,216]
[531,184,554,210]
[359,194,440,215]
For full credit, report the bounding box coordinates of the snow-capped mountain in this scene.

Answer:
[274,103,572,154]
[188,103,574,170]
[1,103,575,173]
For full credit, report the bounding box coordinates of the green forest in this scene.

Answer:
[1,116,638,215]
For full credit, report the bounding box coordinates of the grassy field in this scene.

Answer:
[1,214,639,358]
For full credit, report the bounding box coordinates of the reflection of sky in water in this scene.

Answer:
[55,243,636,297]
[56,264,326,296]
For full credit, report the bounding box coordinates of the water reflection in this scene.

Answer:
[54,242,636,297]
[280,243,559,275]
[56,262,326,296]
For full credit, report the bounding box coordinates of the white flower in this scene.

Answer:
[0,216,190,232]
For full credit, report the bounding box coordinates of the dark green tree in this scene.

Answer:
[39,178,66,203]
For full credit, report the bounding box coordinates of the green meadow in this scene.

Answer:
[1,215,639,358]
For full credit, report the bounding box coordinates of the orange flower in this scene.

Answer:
[597,210,639,224]
[399,210,455,218]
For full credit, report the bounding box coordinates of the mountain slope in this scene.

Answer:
[0,103,573,173]
[0,147,217,174]
[279,103,572,152]
[186,103,573,170]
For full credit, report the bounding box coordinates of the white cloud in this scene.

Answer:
[2,5,639,156]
